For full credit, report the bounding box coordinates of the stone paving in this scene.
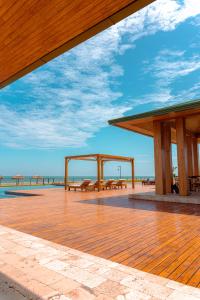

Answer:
[0,225,200,299]
[129,191,200,205]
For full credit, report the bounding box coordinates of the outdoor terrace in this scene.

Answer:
[0,183,199,289]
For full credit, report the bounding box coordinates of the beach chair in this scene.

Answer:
[68,179,91,191]
[190,176,200,192]
[103,179,115,190]
[113,179,127,189]
[87,180,104,191]
[142,179,155,186]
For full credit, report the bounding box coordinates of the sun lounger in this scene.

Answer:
[112,179,127,189]
[103,179,115,190]
[68,180,91,191]
[142,179,155,185]
[87,180,104,191]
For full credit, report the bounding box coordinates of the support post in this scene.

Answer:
[186,134,193,177]
[65,158,69,191]
[153,121,166,195]
[163,122,172,193]
[176,118,189,196]
[101,160,104,180]
[192,136,199,176]
[97,156,101,191]
[131,159,134,188]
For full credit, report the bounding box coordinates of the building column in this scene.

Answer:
[153,121,166,195]
[186,134,193,177]
[192,136,199,176]
[176,117,189,196]
[65,158,69,191]
[163,122,173,193]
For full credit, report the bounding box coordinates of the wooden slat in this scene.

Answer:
[0,185,199,287]
[113,108,200,143]
[0,0,154,88]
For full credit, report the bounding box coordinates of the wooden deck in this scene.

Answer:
[0,183,199,287]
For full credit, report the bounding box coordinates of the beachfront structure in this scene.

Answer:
[64,154,134,191]
[0,0,154,88]
[109,100,200,196]
[11,175,25,185]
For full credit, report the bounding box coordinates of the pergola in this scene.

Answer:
[64,154,134,191]
[109,100,200,196]
[0,0,154,88]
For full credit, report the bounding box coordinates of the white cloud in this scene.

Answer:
[135,49,200,107]
[152,50,200,85]
[0,0,200,148]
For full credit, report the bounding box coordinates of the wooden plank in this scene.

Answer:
[0,185,199,287]
[176,118,189,196]
[0,0,154,87]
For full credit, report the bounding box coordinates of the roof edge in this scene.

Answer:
[108,99,200,125]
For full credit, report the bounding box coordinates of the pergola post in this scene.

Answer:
[163,122,172,193]
[131,159,134,188]
[176,117,189,196]
[153,121,166,195]
[101,160,104,180]
[97,156,101,191]
[192,136,199,176]
[65,158,69,191]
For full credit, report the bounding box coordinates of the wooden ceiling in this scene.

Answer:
[0,0,154,88]
[113,110,200,143]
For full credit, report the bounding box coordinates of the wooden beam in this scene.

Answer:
[64,158,69,191]
[131,159,135,188]
[65,153,133,161]
[192,137,199,176]
[153,121,166,195]
[163,123,172,193]
[176,118,189,196]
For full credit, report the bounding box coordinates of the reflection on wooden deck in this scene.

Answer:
[0,183,199,287]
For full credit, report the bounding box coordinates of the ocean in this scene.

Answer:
[0,175,155,185]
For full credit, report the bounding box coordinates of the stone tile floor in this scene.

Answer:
[129,191,200,205]
[0,225,199,300]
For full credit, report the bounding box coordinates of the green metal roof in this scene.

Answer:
[108,99,200,125]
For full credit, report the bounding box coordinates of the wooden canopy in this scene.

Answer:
[109,100,200,144]
[0,0,154,89]
[64,154,134,191]
[109,100,200,196]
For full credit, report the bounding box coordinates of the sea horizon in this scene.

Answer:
[0,175,155,184]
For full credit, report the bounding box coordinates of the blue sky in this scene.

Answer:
[0,0,200,177]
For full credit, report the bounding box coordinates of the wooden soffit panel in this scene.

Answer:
[115,112,200,144]
[0,0,154,88]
